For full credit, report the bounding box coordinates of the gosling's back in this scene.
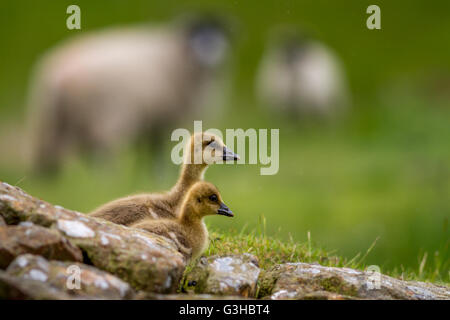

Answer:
[90,193,176,226]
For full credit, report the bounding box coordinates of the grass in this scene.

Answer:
[206,228,349,270]
[204,225,449,285]
[1,0,449,287]
[1,100,448,286]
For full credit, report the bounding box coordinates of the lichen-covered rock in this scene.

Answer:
[259,263,450,300]
[135,292,249,300]
[0,182,185,293]
[0,223,83,269]
[183,254,261,297]
[0,270,73,300]
[6,254,134,299]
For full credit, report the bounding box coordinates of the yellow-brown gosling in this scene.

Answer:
[90,132,239,226]
[131,181,233,260]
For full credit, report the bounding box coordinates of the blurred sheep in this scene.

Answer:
[256,32,350,118]
[27,16,230,172]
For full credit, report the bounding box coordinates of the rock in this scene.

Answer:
[2,181,448,301]
[0,223,83,269]
[0,270,73,300]
[183,254,261,297]
[259,263,450,300]
[0,182,185,293]
[135,292,249,300]
[6,254,134,299]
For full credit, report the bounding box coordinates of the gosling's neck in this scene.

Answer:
[179,202,203,227]
[169,163,208,204]
[179,203,208,258]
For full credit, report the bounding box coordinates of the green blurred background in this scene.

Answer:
[0,0,448,280]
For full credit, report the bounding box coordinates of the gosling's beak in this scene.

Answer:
[222,146,240,161]
[217,202,233,217]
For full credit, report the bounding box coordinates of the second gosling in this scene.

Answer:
[131,181,233,261]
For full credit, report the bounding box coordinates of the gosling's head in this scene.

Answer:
[184,181,233,219]
[186,132,240,166]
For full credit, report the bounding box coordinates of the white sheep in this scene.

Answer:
[27,17,230,172]
[256,32,350,119]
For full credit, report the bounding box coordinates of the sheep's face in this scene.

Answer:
[188,182,233,218]
[189,25,229,68]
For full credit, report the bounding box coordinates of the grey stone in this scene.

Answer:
[259,262,450,300]
[183,254,261,297]
[0,223,83,269]
[0,270,73,300]
[6,254,134,299]
[0,182,185,293]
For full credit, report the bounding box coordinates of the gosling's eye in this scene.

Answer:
[209,194,218,202]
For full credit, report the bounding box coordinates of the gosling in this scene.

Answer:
[90,132,239,226]
[132,181,233,261]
